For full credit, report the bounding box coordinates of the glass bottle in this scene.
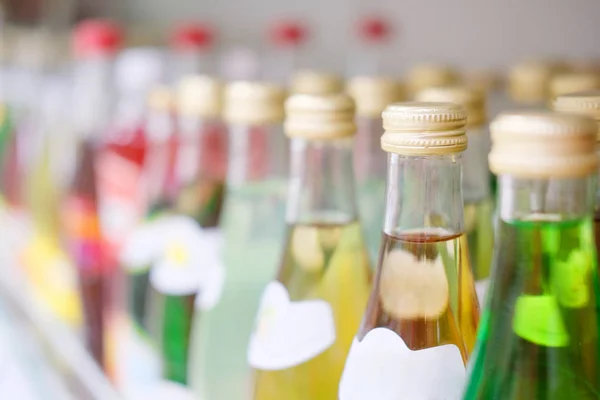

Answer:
[554,90,600,293]
[406,64,460,98]
[549,72,600,104]
[339,102,480,400]
[63,19,123,369]
[416,86,494,303]
[249,93,372,399]
[463,112,600,399]
[189,82,288,400]
[347,76,405,265]
[289,70,343,95]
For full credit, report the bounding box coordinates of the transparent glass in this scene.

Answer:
[190,122,289,400]
[463,175,600,399]
[251,137,372,400]
[354,116,387,265]
[463,126,494,302]
[338,152,480,400]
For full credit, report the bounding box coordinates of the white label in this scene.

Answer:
[476,279,489,305]
[339,328,466,400]
[194,228,225,310]
[247,281,336,371]
[145,216,225,297]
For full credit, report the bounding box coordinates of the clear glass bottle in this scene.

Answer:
[347,76,405,265]
[249,93,372,400]
[416,86,494,303]
[189,82,289,400]
[339,102,480,400]
[462,112,600,399]
[554,90,600,301]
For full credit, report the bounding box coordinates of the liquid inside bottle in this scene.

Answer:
[464,217,600,399]
[339,102,480,400]
[189,109,289,400]
[463,111,600,400]
[249,93,371,400]
[250,221,371,400]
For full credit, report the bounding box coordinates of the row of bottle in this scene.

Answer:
[1,19,600,400]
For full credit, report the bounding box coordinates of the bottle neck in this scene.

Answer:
[286,137,357,225]
[226,122,287,186]
[463,125,491,203]
[384,152,465,235]
[498,175,596,222]
[354,116,386,183]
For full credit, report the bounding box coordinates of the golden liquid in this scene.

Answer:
[464,199,494,282]
[359,229,480,361]
[252,221,372,400]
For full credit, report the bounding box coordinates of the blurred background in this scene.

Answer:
[1,0,600,399]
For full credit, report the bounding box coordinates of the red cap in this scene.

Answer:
[358,16,393,43]
[171,22,215,51]
[269,19,308,48]
[72,19,123,58]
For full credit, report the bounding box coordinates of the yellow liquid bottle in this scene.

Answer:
[416,86,494,303]
[249,93,372,399]
[339,102,480,400]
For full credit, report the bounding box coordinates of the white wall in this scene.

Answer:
[122,0,600,73]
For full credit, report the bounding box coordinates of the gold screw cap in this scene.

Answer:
[554,90,600,140]
[406,64,460,95]
[549,72,600,100]
[290,70,344,95]
[285,93,356,139]
[176,75,223,118]
[346,76,405,118]
[223,81,285,125]
[416,85,486,128]
[381,102,467,155]
[489,112,598,178]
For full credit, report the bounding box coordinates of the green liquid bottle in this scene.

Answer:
[554,90,600,281]
[463,112,600,399]
[189,82,288,400]
[417,86,494,303]
[348,76,404,266]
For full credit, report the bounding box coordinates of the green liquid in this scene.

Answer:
[189,179,288,400]
[463,217,600,399]
[356,178,386,266]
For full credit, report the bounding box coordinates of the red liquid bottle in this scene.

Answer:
[65,18,123,369]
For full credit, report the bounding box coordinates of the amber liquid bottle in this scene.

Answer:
[339,102,480,400]
[249,93,372,400]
